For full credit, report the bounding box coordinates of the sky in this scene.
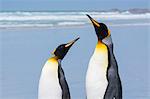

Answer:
[1,0,149,11]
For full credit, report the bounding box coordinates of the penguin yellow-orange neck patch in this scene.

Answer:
[48,57,58,63]
[95,40,107,53]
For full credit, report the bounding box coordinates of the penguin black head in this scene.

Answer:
[52,37,80,60]
[86,14,110,41]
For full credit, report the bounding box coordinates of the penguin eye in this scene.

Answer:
[60,45,64,49]
[100,31,107,38]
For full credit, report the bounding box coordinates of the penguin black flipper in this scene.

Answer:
[58,61,71,99]
[104,45,122,99]
[104,67,122,99]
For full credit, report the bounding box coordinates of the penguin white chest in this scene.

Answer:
[86,43,108,99]
[38,58,62,99]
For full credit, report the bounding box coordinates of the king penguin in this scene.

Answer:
[38,37,79,99]
[86,15,122,99]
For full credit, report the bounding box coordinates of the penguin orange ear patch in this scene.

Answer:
[108,29,111,36]
[51,49,56,55]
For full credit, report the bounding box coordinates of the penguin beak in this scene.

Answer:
[65,36,80,48]
[51,37,80,55]
[86,14,100,27]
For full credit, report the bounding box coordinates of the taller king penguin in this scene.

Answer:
[86,15,122,99]
[38,37,79,99]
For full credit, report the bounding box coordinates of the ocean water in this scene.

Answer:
[0,11,150,28]
[0,11,150,99]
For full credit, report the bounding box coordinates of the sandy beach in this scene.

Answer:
[0,23,149,99]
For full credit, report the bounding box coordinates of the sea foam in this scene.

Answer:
[0,11,150,28]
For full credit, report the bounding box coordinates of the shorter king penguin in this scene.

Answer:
[86,15,122,99]
[38,37,79,99]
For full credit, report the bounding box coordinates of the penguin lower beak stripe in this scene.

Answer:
[86,14,100,27]
[65,37,80,48]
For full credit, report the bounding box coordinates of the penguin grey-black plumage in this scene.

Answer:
[86,14,122,99]
[58,60,70,99]
[38,37,79,99]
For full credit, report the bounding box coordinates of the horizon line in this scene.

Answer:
[0,8,149,12]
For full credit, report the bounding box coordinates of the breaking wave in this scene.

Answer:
[0,11,150,28]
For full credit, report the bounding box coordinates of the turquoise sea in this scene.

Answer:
[0,11,150,99]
